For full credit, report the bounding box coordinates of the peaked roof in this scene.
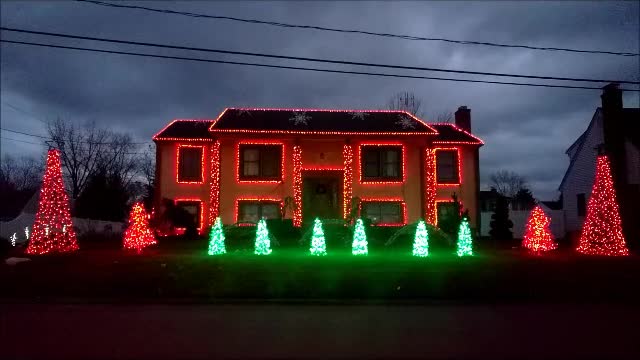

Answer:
[559,108,601,190]
[429,123,484,144]
[153,120,215,141]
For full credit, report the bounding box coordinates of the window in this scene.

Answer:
[436,201,457,226]
[174,200,202,229]
[577,193,586,217]
[177,146,203,183]
[436,150,459,184]
[361,201,404,225]
[239,145,282,181]
[361,146,403,181]
[237,201,282,223]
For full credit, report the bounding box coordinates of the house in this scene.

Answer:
[559,83,640,246]
[152,106,483,234]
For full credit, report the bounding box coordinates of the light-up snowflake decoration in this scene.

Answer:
[289,111,310,126]
[10,233,17,247]
[348,112,369,120]
[24,227,29,240]
[237,109,253,117]
[395,115,416,129]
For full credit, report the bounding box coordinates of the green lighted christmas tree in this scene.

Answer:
[412,220,429,257]
[352,218,368,255]
[456,217,473,256]
[207,217,226,255]
[254,218,272,255]
[310,218,327,256]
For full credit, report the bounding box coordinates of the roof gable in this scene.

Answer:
[558,109,603,190]
[153,120,214,141]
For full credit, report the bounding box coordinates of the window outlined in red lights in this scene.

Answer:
[176,144,205,184]
[358,198,407,227]
[173,198,204,231]
[358,142,406,185]
[236,141,285,184]
[435,147,461,186]
[234,197,284,225]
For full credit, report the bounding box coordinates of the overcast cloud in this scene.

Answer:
[1,0,638,199]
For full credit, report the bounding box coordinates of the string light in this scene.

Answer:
[522,206,558,254]
[152,119,215,142]
[430,123,485,145]
[24,227,29,240]
[412,220,429,257]
[208,140,221,224]
[357,142,406,184]
[342,144,354,220]
[292,145,303,227]
[207,217,227,255]
[176,144,205,184]
[310,218,327,256]
[358,197,407,226]
[122,202,157,253]
[576,155,629,256]
[235,140,285,184]
[352,218,368,255]
[174,198,204,231]
[10,233,17,247]
[234,197,283,225]
[434,147,462,186]
[456,217,473,256]
[434,199,456,226]
[254,218,273,255]
[25,149,79,255]
[424,148,437,224]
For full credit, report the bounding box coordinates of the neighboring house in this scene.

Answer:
[559,83,640,245]
[152,107,483,234]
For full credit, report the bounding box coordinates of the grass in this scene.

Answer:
[2,244,640,304]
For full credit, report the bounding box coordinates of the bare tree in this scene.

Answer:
[138,144,156,190]
[490,170,527,199]
[387,91,424,117]
[0,154,43,191]
[433,111,454,123]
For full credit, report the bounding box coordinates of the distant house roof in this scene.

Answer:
[540,200,562,211]
[153,120,215,141]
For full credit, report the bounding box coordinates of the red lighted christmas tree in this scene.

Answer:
[26,149,79,255]
[522,206,557,254]
[123,202,157,253]
[576,155,629,256]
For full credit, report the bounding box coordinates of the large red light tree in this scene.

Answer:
[25,149,79,255]
[576,155,629,256]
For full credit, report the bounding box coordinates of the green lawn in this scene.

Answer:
[2,246,639,303]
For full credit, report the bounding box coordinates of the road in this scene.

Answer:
[1,303,639,359]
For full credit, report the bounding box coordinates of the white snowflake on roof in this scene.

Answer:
[348,111,369,120]
[237,109,252,117]
[289,111,311,126]
[395,115,416,129]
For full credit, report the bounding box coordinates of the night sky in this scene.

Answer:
[1,1,638,199]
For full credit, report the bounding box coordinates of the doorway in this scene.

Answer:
[302,172,342,223]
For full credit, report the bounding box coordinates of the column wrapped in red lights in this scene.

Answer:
[522,205,557,254]
[292,145,303,227]
[424,147,437,225]
[342,144,354,220]
[25,149,79,255]
[208,140,221,225]
[576,155,629,256]
[123,202,157,253]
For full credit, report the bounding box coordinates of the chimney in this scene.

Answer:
[601,83,622,111]
[455,106,471,132]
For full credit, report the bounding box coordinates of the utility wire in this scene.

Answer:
[4,39,637,92]
[2,27,638,85]
[1,127,150,146]
[77,0,640,57]
[1,136,45,146]
[1,101,48,124]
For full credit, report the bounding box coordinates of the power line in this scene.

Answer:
[76,0,640,57]
[1,136,45,146]
[1,127,50,139]
[5,39,637,92]
[1,101,48,124]
[2,27,638,85]
[1,127,150,146]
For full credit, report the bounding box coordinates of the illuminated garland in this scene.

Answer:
[352,219,368,255]
[207,217,227,255]
[456,217,473,256]
[208,140,221,224]
[342,144,354,220]
[123,202,157,253]
[424,148,437,224]
[412,220,429,257]
[25,149,79,255]
[310,218,327,256]
[576,155,629,256]
[522,206,557,254]
[293,145,303,227]
[254,218,273,255]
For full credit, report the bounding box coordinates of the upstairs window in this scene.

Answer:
[237,200,282,223]
[239,145,282,181]
[178,145,204,183]
[361,146,403,182]
[436,149,460,184]
[361,201,404,225]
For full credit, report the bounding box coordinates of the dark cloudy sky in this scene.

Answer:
[1,0,638,199]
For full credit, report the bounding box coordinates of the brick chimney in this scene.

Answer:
[454,106,471,132]
[601,83,624,157]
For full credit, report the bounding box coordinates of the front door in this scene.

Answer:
[302,175,341,223]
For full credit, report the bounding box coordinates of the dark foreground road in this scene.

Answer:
[1,303,639,359]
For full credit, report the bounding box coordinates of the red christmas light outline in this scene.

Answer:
[358,197,407,227]
[435,199,456,226]
[176,144,206,184]
[434,147,462,186]
[208,140,221,225]
[343,144,354,220]
[429,122,485,145]
[424,148,437,224]
[152,119,216,141]
[292,145,303,227]
[357,142,406,184]
[235,140,286,184]
[173,198,204,231]
[234,197,284,226]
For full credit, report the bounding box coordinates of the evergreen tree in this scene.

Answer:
[457,217,473,256]
[352,218,368,255]
[489,194,513,241]
[412,220,429,257]
[522,206,557,254]
[207,217,226,255]
[254,218,272,255]
[123,202,156,253]
[309,218,327,256]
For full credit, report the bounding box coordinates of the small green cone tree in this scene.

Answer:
[457,217,473,256]
[310,218,327,256]
[254,218,272,255]
[207,217,226,255]
[412,220,429,257]
[352,218,368,255]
